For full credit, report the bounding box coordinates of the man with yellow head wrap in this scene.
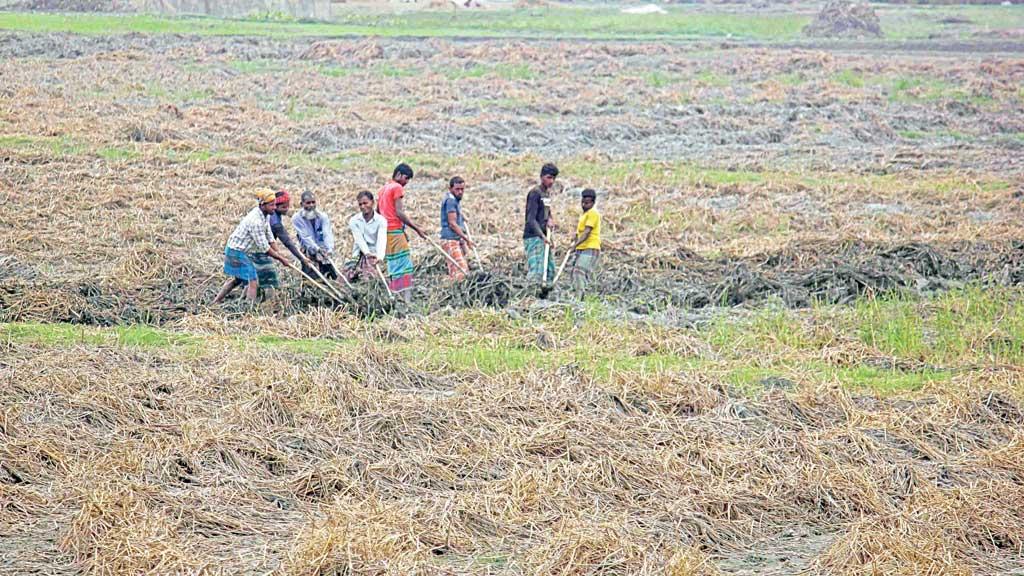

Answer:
[213,190,292,304]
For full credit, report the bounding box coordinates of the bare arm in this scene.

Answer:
[574,226,593,250]
[267,242,290,265]
[271,219,304,261]
[395,197,425,238]
[446,211,473,246]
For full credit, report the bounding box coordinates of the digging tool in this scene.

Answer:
[537,232,557,299]
[282,261,346,304]
[374,264,396,300]
[550,248,575,289]
[464,221,483,267]
[306,256,349,301]
[425,236,468,275]
[541,232,551,284]
[323,255,354,290]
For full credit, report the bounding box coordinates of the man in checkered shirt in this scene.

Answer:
[213,190,292,304]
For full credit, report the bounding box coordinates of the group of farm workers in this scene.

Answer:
[213,162,602,306]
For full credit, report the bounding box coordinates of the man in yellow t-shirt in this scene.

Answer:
[571,188,601,296]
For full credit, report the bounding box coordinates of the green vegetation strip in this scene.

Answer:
[0,10,808,40]
[2,6,1023,41]
[5,286,1022,395]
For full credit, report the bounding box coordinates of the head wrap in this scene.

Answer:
[275,190,291,205]
[256,189,276,205]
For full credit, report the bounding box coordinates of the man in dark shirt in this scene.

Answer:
[523,163,559,281]
[271,190,312,270]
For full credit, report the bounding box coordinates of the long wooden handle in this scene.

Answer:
[323,255,354,290]
[550,249,575,288]
[465,222,483,265]
[374,264,396,299]
[541,233,551,284]
[305,257,349,301]
[283,261,345,303]
[427,237,468,274]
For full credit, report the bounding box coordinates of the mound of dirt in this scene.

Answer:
[803,0,883,38]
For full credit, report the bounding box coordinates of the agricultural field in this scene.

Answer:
[2,3,1024,575]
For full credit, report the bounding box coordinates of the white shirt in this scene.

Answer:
[348,212,387,261]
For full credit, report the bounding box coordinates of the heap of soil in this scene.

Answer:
[803,0,883,38]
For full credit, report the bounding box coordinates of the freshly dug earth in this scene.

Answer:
[3,326,1024,574]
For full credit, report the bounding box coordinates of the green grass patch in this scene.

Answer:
[317,64,356,78]
[449,63,535,81]
[644,71,681,88]
[1,322,198,350]
[377,63,418,79]
[1,322,108,346]
[0,134,85,156]
[775,72,806,87]
[694,70,731,87]
[855,287,1024,365]
[833,69,864,88]
[114,325,199,349]
[880,5,1024,40]
[0,9,810,41]
[98,146,141,162]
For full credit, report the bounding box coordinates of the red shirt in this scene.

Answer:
[377,181,405,231]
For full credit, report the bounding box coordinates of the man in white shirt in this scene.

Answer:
[345,190,388,282]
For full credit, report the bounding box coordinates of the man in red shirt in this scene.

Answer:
[377,163,425,300]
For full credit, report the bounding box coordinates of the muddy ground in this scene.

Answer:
[1,31,1023,324]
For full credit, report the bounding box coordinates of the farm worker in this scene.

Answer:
[270,189,312,268]
[439,176,473,281]
[377,163,426,300]
[570,188,602,297]
[344,190,388,282]
[292,190,338,280]
[212,190,291,304]
[523,163,559,282]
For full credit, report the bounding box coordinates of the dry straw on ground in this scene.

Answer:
[3,328,1024,573]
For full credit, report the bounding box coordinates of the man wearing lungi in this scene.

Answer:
[571,188,602,297]
[523,163,559,282]
[439,176,473,282]
[377,163,426,301]
[213,190,292,304]
[344,190,387,283]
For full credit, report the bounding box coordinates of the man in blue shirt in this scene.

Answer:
[439,176,473,281]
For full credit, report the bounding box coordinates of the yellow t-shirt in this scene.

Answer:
[575,209,601,251]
